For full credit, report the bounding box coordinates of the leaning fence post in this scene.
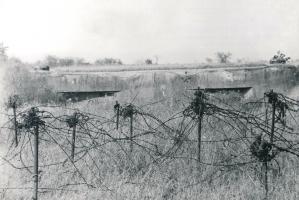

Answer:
[265,90,277,144]
[7,95,21,147]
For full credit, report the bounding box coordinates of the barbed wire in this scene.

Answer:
[1,90,299,199]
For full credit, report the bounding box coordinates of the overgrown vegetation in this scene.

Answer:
[95,58,122,65]
[4,65,58,104]
[39,55,91,67]
[145,59,153,65]
[40,56,123,67]
[0,43,8,62]
[216,52,232,64]
[1,46,299,199]
[269,51,291,64]
[1,86,299,200]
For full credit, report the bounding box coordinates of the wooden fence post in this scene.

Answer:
[195,87,204,164]
[123,104,134,153]
[270,100,276,144]
[264,161,268,200]
[115,101,120,130]
[71,124,77,162]
[66,113,79,162]
[12,103,18,147]
[197,108,203,163]
[33,121,39,200]
[130,113,133,153]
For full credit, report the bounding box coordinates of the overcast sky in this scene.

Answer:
[0,0,298,63]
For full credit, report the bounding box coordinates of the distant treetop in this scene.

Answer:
[270,51,290,64]
[145,59,153,65]
[216,52,232,64]
[0,43,8,61]
[95,58,122,65]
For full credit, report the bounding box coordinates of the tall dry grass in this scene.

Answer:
[0,95,299,200]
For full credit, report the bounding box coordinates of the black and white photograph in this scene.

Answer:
[0,0,299,199]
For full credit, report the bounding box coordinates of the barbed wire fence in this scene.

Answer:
[1,89,299,200]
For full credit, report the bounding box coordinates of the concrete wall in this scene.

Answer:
[47,64,299,101]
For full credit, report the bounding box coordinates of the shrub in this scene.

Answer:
[270,51,291,64]
[95,58,122,65]
[206,57,213,64]
[216,52,232,64]
[44,55,59,67]
[58,58,75,66]
[145,59,153,65]
[0,42,8,61]
[5,65,58,103]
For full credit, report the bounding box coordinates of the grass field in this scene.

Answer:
[1,62,299,200]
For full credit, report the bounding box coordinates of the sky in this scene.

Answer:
[0,0,298,64]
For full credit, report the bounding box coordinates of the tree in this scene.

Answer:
[237,58,243,64]
[0,43,8,61]
[270,51,290,64]
[216,52,232,64]
[45,55,59,67]
[9,57,25,66]
[154,55,159,64]
[42,56,90,67]
[58,58,75,66]
[145,59,152,65]
[75,58,90,65]
[94,58,122,65]
[205,57,213,64]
